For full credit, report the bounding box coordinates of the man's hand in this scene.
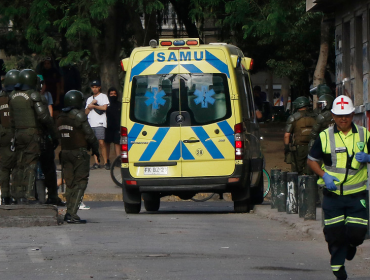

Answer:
[87,103,95,109]
[355,152,370,163]
[91,99,97,105]
[322,172,340,191]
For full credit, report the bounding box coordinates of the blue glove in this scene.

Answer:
[322,172,340,191]
[355,152,370,163]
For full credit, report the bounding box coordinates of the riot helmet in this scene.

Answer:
[3,69,20,92]
[63,90,84,111]
[17,69,38,91]
[316,84,331,98]
[292,96,310,110]
[317,94,334,112]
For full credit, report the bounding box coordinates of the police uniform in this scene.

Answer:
[0,91,17,204]
[57,90,99,223]
[8,70,58,203]
[285,110,316,174]
[308,123,369,278]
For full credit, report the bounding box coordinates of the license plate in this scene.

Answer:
[144,167,168,175]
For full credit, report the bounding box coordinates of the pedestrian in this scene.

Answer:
[0,70,19,205]
[57,90,99,223]
[38,57,62,120]
[85,80,109,170]
[307,95,369,280]
[284,96,316,174]
[104,87,121,169]
[8,69,59,204]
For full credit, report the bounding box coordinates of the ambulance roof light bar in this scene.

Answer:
[158,38,200,47]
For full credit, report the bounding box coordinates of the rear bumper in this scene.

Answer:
[121,165,245,192]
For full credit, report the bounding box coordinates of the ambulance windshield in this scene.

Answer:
[130,73,231,126]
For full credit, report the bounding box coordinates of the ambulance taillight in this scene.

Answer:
[234,123,244,160]
[120,60,124,71]
[120,126,128,163]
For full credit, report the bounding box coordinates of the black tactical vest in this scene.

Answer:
[9,90,38,129]
[56,112,88,150]
[0,95,11,129]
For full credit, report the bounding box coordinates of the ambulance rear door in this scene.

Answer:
[126,49,182,178]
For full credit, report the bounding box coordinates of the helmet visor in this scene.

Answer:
[317,100,327,111]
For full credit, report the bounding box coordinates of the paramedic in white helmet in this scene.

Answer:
[307,95,370,280]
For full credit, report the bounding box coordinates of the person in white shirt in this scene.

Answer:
[85,80,110,169]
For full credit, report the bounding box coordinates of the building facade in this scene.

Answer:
[307,0,370,127]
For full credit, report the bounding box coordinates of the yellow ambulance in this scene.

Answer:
[119,38,264,213]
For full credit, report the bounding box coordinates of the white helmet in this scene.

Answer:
[331,95,355,115]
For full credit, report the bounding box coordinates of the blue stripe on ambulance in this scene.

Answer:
[217,120,235,147]
[205,50,230,78]
[168,141,195,160]
[130,52,155,81]
[157,64,177,74]
[181,142,195,160]
[128,123,144,150]
[181,64,203,73]
[139,127,170,161]
[192,127,224,159]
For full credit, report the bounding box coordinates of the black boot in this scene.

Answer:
[65,189,86,224]
[1,197,11,205]
[45,197,66,206]
[64,213,86,224]
[333,266,347,280]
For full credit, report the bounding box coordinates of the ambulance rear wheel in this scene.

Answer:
[144,198,160,212]
[124,202,141,214]
[234,199,251,213]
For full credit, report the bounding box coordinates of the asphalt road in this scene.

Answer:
[0,201,368,280]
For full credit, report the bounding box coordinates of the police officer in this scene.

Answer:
[9,69,58,204]
[284,96,316,174]
[307,95,369,280]
[0,70,19,204]
[57,90,99,223]
[308,93,335,151]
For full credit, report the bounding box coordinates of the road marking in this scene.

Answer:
[0,249,8,261]
[55,231,72,246]
[27,248,44,263]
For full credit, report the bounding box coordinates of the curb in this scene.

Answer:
[253,204,325,242]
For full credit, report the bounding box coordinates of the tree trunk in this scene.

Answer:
[267,70,274,105]
[281,77,290,110]
[312,17,331,108]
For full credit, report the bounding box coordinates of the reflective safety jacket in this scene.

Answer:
[317,124,369,195]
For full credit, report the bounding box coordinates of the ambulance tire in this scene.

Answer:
[124,202,141,214]
[250,175,264,205]
[234,199,251,213]
[144,198,160,212]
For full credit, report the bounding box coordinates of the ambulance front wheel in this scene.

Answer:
[124,201,141,214]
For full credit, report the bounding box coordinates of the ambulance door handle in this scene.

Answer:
[183,139,200,143]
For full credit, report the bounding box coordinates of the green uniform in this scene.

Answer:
[56,109,98,221]
[308,110,335,151]
[285,110,317,174]
[8,89,57,201]
[0,92,16,199]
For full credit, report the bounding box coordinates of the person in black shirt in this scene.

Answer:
[104,87,121,169]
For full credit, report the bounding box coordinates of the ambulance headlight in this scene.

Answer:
[149,39,158,48]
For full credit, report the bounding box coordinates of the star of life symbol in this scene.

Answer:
[336,97,349,110]
[145,87,166,109]
[194,86,215,108]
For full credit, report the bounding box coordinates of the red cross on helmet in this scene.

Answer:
[331,95,355,115]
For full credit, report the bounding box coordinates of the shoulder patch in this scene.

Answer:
[30,91,41,102]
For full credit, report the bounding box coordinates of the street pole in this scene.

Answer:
[277,171,287,212]
[270,169,281,209]
[286,172,298,214]
[304,175,317,220]
[298,175,308,218]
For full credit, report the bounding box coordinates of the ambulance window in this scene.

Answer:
[244,73,257,122]
[130,75,174,126]
[235,69,251,119]
[185,73,231,125]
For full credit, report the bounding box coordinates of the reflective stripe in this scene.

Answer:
[345,217,368,226]
[328,126,337,166]
[139,127,170,161]
[130,52,155,81]
[356,125,365,170]
[128,123,144,151]
[217,120,235,147]
[192,127,224,159]
[307,154,321,162]
[324,215,345,226]
[331,265,343,272]
[325,166,361,176]
[157,64,177,75]
[319,180,367,192]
